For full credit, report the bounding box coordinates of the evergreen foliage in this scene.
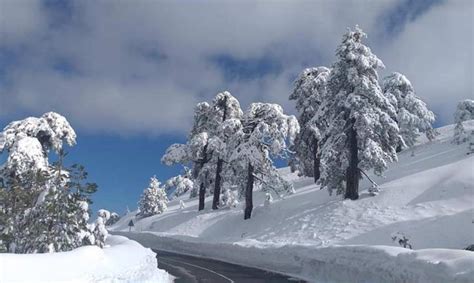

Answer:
[382,72,436,149]
[318,26,400,199]
[137,176,168,217]
[453,99,474,144]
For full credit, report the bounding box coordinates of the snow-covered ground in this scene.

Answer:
[0,235,172,283]
[111,122,474,282]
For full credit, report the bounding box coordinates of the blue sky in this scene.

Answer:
[0,0,472,215]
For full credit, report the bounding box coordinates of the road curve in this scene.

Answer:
[154,250,306,283]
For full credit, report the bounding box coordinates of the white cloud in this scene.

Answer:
[0,0,45,43]
[0,0,471,135]
[380,0,473,124]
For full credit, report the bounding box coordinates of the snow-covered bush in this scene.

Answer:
[220,185,239,208]
[92,212,108,248]
[264,193,273,208]
[137,176,168,217]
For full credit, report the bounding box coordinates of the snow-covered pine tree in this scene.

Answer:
[137,176,168,217]
[164,175,194,199]
[106,212,120,226]
[162,92,243,211]
[0,112,96,253]
[162,102,214,209]
[230,103,299,219]
[91,211,109,248]
[209,92,243,210]
[318,26,400,200]
[97,209,111,221]
[220,184,239,208]
[453,99,474,144]
[382,72,436,150]
[289,67,331,182]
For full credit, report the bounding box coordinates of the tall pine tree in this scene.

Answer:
[209,92,243,209]
[229,103,299,219]
[162,92,243,211]
[289,67,330,182]
[319,26,400,200]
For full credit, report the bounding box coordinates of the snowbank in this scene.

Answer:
[115,231,474,283]
[0,235,172,283]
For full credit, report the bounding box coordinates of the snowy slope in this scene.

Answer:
[0,235,172,283]
[111,121,474,282]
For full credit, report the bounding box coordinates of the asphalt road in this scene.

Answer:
[154,250,306,283]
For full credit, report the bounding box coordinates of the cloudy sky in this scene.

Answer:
[1,0,472,213]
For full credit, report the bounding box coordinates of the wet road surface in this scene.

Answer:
[154,250,307,283]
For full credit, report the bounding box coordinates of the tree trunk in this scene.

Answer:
[313,137,320,183]
[196,143,209,211]
[212,158,223,210]
[212,95,228,210]
[345,120,359,200]
[396,143,402,153]
[244,163,254,220]
[198,182,205,211]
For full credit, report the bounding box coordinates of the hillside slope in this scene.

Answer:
[112,122,474,282]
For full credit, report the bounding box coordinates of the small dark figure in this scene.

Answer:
[391,232,413,249]
[128,219,134,232]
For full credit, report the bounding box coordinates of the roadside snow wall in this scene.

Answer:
[0,235,172,283]
[117,231,474,283]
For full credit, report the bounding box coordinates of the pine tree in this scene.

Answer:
[453,99,474,144]
[162,103,213,210]
[164,174,194,199]
[229,103,299,219]
[91,211,108,248]
[289,67,331,182]
[220,185,239,208]
[209,92,243,210]
[138,176,168,217]
[162,92,243,211]
[319,26,400,200]
[106,212,121,226]
[0,112,97,253]
[382,72,435,150]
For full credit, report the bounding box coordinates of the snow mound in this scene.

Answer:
[0,235,172,283]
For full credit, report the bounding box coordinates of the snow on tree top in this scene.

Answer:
[6,135,48,176]
[0,112,76,154]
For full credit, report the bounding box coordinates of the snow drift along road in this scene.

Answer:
[0,235,172,283]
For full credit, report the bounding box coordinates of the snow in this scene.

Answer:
[0,235,172,283]
[111,121,474,282]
